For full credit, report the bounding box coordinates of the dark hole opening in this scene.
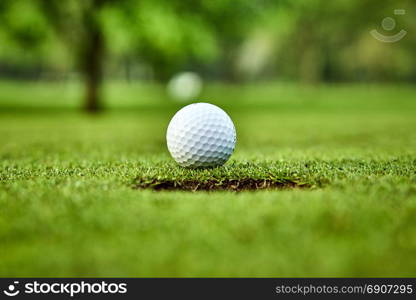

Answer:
[134,178,312,192]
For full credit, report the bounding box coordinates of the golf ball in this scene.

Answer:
[166,103,236,168]
[167,72,202,102]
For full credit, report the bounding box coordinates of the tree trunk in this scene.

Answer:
[38,0,106,112]
[82,0,105,113]
[83,30,104,112]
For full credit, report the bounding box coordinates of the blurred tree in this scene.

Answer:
[103,0,275,82]
[265,0,416,82]
[1,0,415,111]
[0,0,108,112]
[1,0,274,111]
[38,0,108,112]
[0,0,61,78]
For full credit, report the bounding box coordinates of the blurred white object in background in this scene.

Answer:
[167,72,202,102]
[236,32,275,80]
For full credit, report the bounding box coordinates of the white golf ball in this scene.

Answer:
[166,103,236,168]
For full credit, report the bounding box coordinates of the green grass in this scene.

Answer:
[0,81,415,277]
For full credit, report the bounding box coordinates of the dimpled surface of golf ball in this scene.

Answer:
[166,103,236,168]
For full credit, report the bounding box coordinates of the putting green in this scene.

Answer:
[0,81,415,276]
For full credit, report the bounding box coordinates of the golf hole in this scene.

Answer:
[133,178,311,192]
